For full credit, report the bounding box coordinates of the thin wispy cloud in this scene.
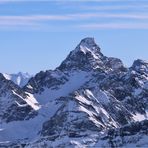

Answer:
[0,13,148,30]
[0,15,72,21]
[0,0,51,3]
[77,23,148,30]
[70,13,148,20]
[0,13,148,22]
[0,0,148,30]
[80,5,148,11]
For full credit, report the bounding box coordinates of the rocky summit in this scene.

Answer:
[0,37,148,147]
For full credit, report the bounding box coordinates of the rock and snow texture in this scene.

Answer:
[0,37,148,147]
[3,72,32,87]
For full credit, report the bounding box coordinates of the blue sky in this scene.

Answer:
[0,0,148,74]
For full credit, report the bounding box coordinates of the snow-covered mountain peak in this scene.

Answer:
[3,72,32,87]
[17,72,31,78]
[105,57,126,71]
[1,38,148,147]
[80,37,95,44]
[132,59,148,73]
[79,37,99,49]
[74,37,102,56]
[58,37,104,71]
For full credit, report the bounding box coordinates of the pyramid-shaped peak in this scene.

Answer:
[58,37,104,71]
[80,37,95,45]
[79,37,100,48]
[74,37,101,55]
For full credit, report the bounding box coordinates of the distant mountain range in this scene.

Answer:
[3,72,32,87]
[0,37,148,147]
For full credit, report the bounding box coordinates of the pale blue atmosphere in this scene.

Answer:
[0,0,148,74]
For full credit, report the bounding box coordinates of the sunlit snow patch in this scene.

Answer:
[12,90,41,110]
